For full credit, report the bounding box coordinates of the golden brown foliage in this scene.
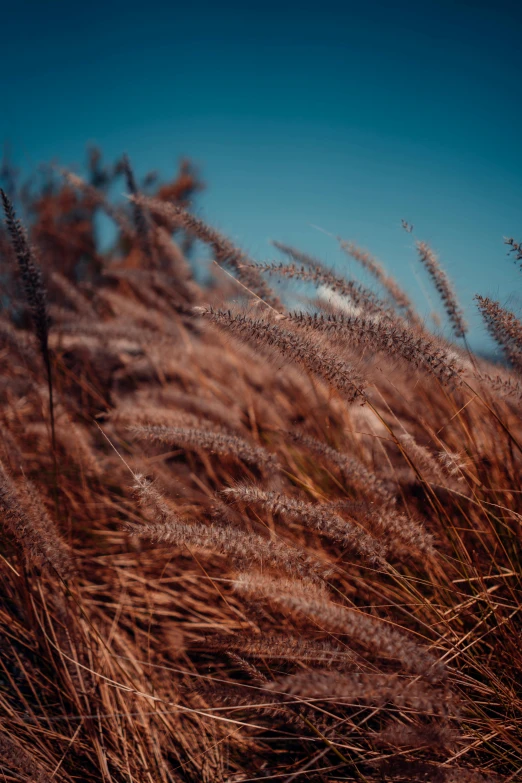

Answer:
[0,156,520,782]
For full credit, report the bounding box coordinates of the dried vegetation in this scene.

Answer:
[0,150,521,782]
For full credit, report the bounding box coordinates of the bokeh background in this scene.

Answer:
[2,0,522,349]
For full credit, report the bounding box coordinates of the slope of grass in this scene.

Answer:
[0,154,521,782]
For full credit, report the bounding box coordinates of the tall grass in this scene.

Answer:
[0,153,520,782]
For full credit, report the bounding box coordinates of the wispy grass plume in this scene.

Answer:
[235,572,445,680]
[132,195,280,307]
[126,518,326,581]
[223,483,386,565]
[269,669,452,715]
[0,460,73,576]
[250,260,389,316]
[0,189,55,449]
[196,306,366,402]
[288,309,463,385]
[338,237,418,320]
[128,424,279,471]
[416,240,467,338]
[287,430,394,502]
[475,295,522,373]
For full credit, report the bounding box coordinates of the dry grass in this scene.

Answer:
[0,152,521,782]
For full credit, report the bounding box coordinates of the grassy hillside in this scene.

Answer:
[0,153,520,782]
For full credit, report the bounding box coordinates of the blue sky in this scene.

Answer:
[2,0,522,347]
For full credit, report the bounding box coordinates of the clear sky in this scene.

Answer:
[2,0,522,348]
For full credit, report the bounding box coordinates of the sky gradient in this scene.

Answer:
[3,0,522,348]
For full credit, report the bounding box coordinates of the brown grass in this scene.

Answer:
[0,154,520,782]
